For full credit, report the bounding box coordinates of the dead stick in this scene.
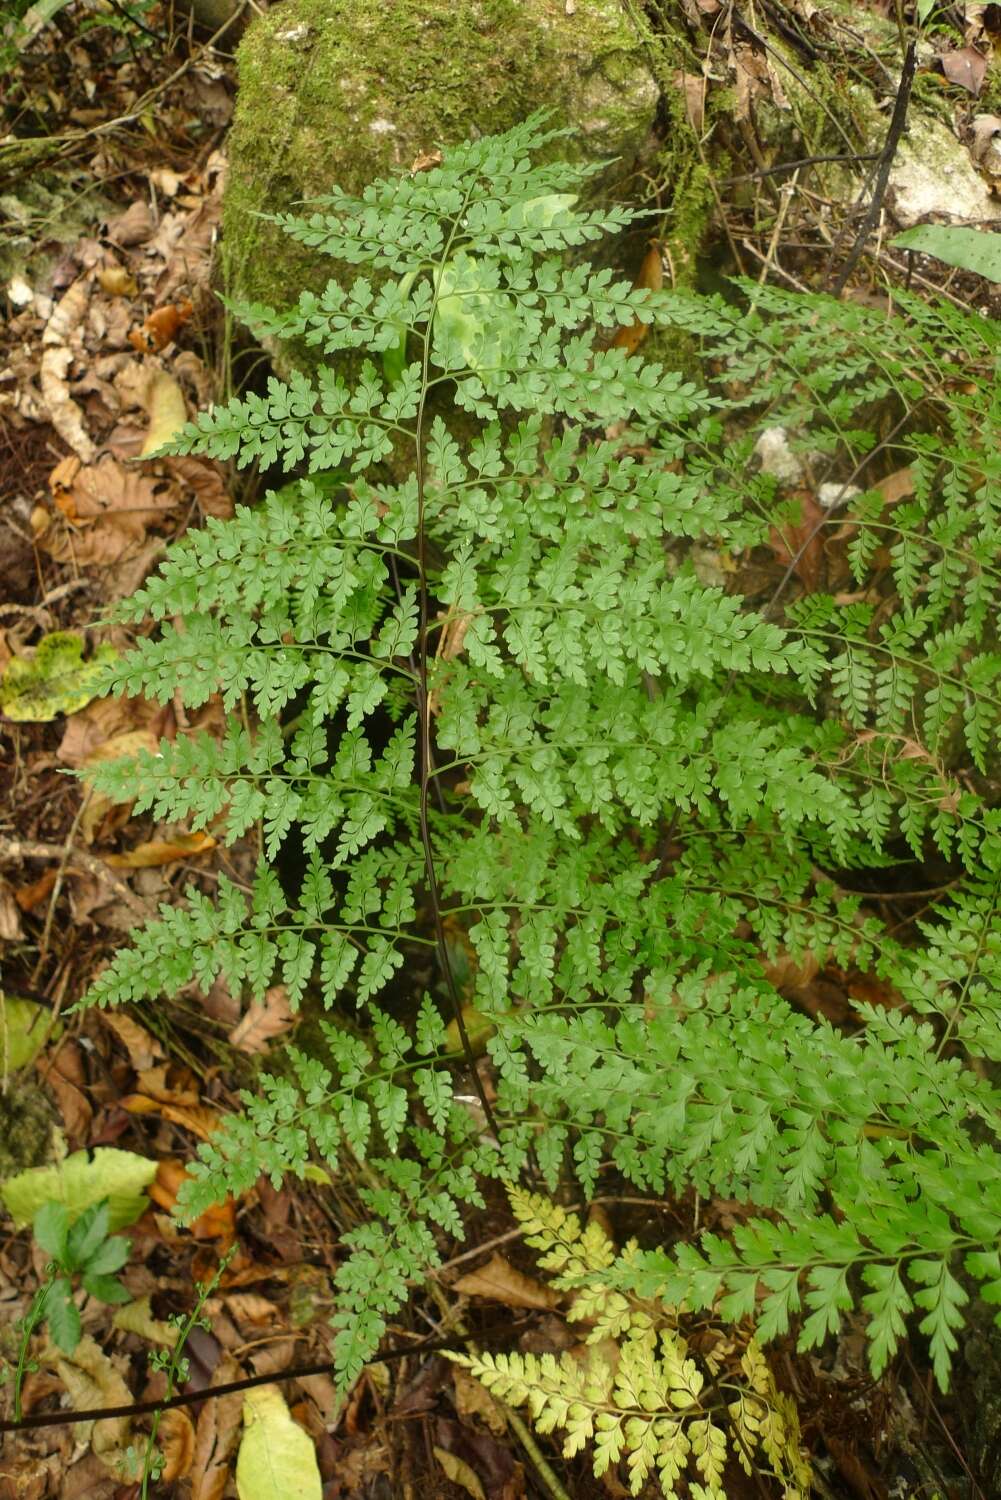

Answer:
[830,42,917,297]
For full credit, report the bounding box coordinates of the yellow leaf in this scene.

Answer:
[236,1385,322,1500]
[141,372,188,456]
[434,1446,486,1500]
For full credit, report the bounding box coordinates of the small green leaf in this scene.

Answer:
[43,1278,82,1354]
[32,1200,70,1262]
[0,632,116,722]
[65,1200,112,1271]
[891,225,1001,282]
[81,1271,132,1304]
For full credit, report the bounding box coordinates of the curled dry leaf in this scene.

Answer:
[452,1253,560,1311]
[97,1009,164,1070]
[123,1065,220,1142]
[43,279,90,349]
[98,265,139,298]
[46,1335,132,1471]
[611,241,663,355]
[150,1157,237,1244]
[106,199,155,247]
[129,298,194,354]
[191,1354,245,1500]
[160,1408,197,1483]
[39,347,97,462]
[434,1447,486,1500]
[104,830,217,869]
[228,985,296,1055]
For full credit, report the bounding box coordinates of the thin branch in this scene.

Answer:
[830,42,917,296]
[0,1335,455,1435]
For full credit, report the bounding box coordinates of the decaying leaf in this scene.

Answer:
[937,45,988,95]
[39,346,97,463]
[768,491,826,590]
[98,265,139,297]
[113,1294,175,1346]
[228,985,296,1055]
[141,371,188,455]
[150,1157,237,1243]
[611,241,664,355]
[191,1355,245,1500]
[129,297,194,354]
[98,1009,164,1070]
[235,1385,322,1500]
[0,1146,156,1228]
[160,1408,197,1482]
[41,454,181,566]
[452,1253,560,1311]
[0,992,60,1072]
[104,830,217,869]
[434,1446,486,1500]
[48,1335,132,1471]
[0,632,116,722]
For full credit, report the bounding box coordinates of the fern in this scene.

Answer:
[449,1189,812,1500]
[78,112,1001,1396]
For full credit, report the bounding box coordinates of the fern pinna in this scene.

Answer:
[80,114,1001,1400]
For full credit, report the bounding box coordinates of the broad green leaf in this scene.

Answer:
[0,632,116,721]
[433,254,504,374]
[891,225,1001,282]
[0,993,61,1071]
[1,1148,156,1230]
[236,1384,322,1500]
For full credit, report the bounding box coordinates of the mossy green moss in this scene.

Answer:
[223,0,659,328]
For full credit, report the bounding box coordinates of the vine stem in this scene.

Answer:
[412,193,501,1142]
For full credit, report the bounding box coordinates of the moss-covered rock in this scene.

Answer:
[222,0,659,333]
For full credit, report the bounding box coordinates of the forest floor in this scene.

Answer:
[1,2,1000,1498]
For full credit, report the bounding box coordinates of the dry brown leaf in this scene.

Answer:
[43,1039,93,1144]
[123,1092,220,1141]
[129,298,194,354]
[160,1408,196,1482]
[228,985,296,1055]
[141,371,188,456]
[97,265,139,298]
[104,830,217,869]
[106,200,155,247]
[938,45,988,95]
[768,489,826,590]
[39,455,180,567]
[226,1292,281,1326]
[14,868,58,913]
[166,454,233,519]
[191,1355,244,1500]
[150,1157,237,1243]
[452,1253,560,1311]
[59,695,161,767]
[46,1335,132,1471]
[673,70,706,133]
[452,1364,507,1436]
[0,879,25,941]
[611,241,664,356]
[43,279,90,348]
[98,1010,164,1070]
[39,347,97,463]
